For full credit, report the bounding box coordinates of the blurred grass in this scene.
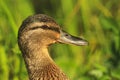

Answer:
[0,0,120,80]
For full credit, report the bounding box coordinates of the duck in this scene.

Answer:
[18,14,88,80]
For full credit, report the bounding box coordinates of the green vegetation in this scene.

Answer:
[0,0,119,80]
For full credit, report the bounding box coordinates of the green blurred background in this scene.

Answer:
[0,0,120,80]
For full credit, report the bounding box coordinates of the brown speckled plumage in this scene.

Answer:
[18,14,88,80]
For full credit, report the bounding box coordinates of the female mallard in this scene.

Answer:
[18,14,88,80]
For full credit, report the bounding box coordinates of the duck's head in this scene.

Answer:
[18,14,88,49]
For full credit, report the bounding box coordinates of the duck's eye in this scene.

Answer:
[41,25,60,33]
[40,25,49,29]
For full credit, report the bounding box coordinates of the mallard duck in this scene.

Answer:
[18,14,88,80]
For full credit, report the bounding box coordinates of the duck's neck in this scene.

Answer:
[23,45,69,80]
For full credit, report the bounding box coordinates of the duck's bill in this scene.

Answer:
[58,30,88,46]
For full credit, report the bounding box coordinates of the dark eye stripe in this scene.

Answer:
[29,26,41,30]
[30,25,60,33]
